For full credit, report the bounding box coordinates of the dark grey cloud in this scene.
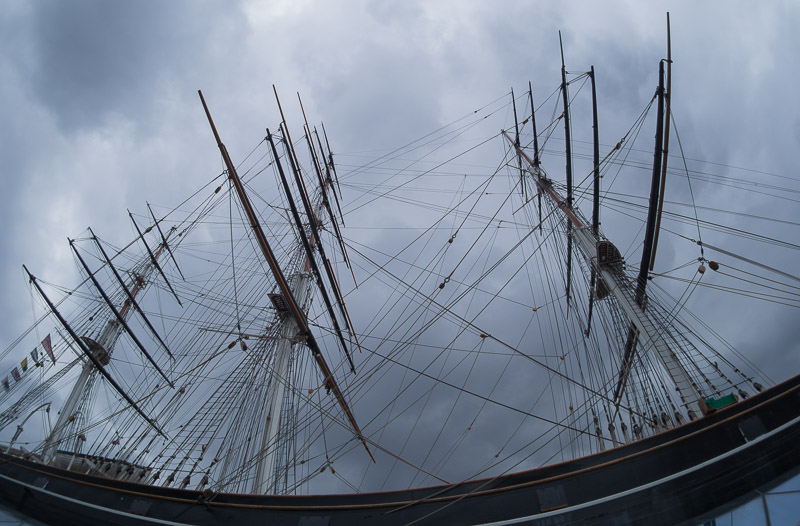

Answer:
[0,0,248,359]
[21,0,246,134]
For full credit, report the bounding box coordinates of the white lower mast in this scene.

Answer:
[502,132,703,414]
[253,267,312,493]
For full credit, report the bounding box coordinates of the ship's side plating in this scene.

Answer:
[0,372,797,525]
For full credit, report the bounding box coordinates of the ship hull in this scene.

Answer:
[0,373,798,525]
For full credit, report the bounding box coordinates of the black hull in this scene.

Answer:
[1,373,798,525]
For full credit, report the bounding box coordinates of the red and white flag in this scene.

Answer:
[42,334,55,364]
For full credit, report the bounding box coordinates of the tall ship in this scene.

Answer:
[0,30,797,525]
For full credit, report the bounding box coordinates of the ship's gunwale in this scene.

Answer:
[0,370,796,517]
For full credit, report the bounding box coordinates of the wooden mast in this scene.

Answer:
[502,129,702,416]
[586,65,600,335]
[197,92,374,479]
[128,211,183,307]
[89,228,175,360]
[528,81,540,167]
[650,12,672,271]
[559,32,573,207]
[267,128,355,372]
[614,59,668,407]
[528,82,543,230]
[590,66,600,236]
[636,59,666,304]
[511,88,525,196]
[25,265,164,438]
[147,204,185,280]
[69,239,173,387]
[300,125,363,356]
[559,32,574,306]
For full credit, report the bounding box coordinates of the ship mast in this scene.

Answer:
[253,126,320,493]
[198,91,371,494]
[559,32,575,307]
[40,234,173,464]
[502,129,703,415]
[41,320,117,464]
[254,252,312,493]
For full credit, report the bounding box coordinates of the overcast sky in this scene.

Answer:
[1,1,799,494]
[2,0,797,375]
[0,1,798,515]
